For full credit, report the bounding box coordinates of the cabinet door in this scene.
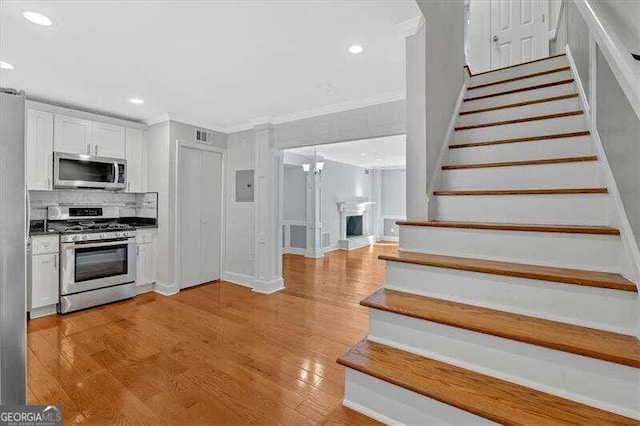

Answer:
[93,122,125,158]
[137,243,157,286]
[31,253,59,309]
[54,114,93,155]
[125,128,146,192]
[26,109,54,190]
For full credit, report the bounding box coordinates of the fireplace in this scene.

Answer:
[346,215,363,237]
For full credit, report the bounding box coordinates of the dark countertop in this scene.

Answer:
[29,218,157,236]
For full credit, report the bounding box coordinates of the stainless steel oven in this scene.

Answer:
[54,152,127,190]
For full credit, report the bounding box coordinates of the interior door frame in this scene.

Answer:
[174,141,226,290]
[489,0,550,70]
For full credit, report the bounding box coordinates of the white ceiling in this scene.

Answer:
[0,1,420,132]
[286,134,406,169]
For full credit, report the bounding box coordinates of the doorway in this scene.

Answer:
[489,0,549,69]
[178,145,223,289]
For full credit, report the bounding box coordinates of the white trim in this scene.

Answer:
[174,141,227,293]
[565,46,590,115]
[426,80,468,219]
[253,277,284,294]
[135,283,154,295]
[226,91,406,134]
[342,400,397,426]
[26,100,147,130]
[572,0,640,120]
[153,281,179,296]
[221,271,254,288]
[396,15,425,38]
[29,305,57,319]
[284,247,306,256]
[381,236,400,242]
[549,0,565,41]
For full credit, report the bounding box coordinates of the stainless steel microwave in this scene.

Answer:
[53,152,127,190]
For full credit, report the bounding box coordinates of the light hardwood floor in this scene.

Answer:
[27,243,398,424]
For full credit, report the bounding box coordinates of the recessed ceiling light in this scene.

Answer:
[129,98,144,105]
[23,11,53,26]
[0,61,14,70]
[376,158,382,161]
[349,45,363,54]
[361,153,366,156]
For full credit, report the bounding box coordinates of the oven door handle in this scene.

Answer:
[64,240,131,250]
[113,161,119,184]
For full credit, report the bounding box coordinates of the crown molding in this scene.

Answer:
[396,15,425,38]
[227,90,406,134]
[145,113,171,126]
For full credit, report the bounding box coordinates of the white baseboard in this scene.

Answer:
[222,271,254,288]
[253,276,285,294]
[136,283,154,294]
[153,281,179,296]
[381,236,400,242]
[323,244,340,254]
[29,304,57,319]
[284,247,306,256]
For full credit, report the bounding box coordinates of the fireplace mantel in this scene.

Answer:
[337,199,376,250]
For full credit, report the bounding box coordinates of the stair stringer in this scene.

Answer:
[566,44,640,338]
[425,81,468,221]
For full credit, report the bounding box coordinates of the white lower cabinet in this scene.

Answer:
[28,235,60,317]
[136,229,157,289]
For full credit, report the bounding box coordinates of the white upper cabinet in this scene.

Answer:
[93,122,125,158]
[26,109,54,190]
[125,128,146,192]
[54,114,93,155]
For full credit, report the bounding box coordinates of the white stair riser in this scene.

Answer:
[385,261,639,335]
[469,56,569,87]
[457,96,581,127]
[454,115,586,144]
[448,136,593,163]
[399,226,622,272]
[368,310,640,420]
[441,161,602,190]
[461,81,576,112]
[435,194,610,226]
[467,70,573,98]
[344,369,495,425]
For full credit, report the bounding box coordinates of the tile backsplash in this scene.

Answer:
[29,190,158,220]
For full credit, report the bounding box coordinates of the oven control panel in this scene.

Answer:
[60,230,137,243]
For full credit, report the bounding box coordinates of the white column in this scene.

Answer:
[253,123,284,293]
[370,169,383,238]
[305,170,323,258]
[399,16,428,220]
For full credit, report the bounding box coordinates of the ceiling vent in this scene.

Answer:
[195,129,213,145]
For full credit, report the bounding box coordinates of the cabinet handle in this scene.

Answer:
[47,177,51,189]
[95,145,98,155]
[127,182,131,191]
[86,143,90,155]
[137,246,140,256]
[53,254,57,270]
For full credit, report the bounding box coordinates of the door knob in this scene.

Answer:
[493,35,499,42]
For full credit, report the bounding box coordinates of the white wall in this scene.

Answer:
[320,160,373,247]
[468,0,491,73]
[283,165,305,221]
[224,130,255,281]
[382,169,407,217]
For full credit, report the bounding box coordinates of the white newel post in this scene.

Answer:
[253,123,284,294]
[305,170,323,258]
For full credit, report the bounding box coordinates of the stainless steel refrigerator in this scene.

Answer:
[0,87,27,405]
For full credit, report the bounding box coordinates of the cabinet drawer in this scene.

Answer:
[136,229,155,244]
[31,235,59,254]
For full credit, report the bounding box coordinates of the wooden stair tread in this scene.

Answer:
[361,289,640,367]
[442,155,597,170]
[434,188,608,196]
[468,66,571,90]
[396,220,619,235]
[469,53,567,77]
[454,110,583,131]
[459,93,579,115]
[338,339,637,425]
[449,131,591,149]
[378,251,637,292]
[464,79,575,102]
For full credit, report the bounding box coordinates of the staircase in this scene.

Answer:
[338,54,640,425]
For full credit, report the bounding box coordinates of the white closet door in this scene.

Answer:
[180,147,203,289]
[200,150,222,283]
